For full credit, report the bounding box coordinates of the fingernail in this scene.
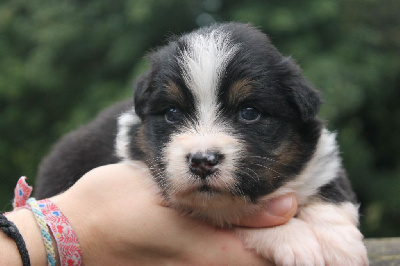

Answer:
[265,195,294,217]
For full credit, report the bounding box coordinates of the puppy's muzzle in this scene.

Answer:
[188,152,223,178]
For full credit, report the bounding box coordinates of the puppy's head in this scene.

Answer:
[122,23,322,223]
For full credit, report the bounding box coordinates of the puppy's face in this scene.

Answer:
[130,23,322,220]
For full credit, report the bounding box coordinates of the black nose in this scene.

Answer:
[188,152,222,178]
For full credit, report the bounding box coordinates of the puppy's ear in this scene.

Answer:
[287,77,322,121]
[134,71,152,119]
[280,58,322,121]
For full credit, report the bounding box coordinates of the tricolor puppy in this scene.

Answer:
[35,23,368,265]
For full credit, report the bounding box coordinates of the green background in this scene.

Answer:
[1,0,399,238]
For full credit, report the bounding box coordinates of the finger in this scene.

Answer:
[236,193,297,228]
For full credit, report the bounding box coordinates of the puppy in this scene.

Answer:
[35,23,368,265]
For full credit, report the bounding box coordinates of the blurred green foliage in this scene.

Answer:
[0,0,399,237]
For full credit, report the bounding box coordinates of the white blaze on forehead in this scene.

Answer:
[178,29,240,130]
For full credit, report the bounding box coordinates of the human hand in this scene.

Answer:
[52,163,297,265]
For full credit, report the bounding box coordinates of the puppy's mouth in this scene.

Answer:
[182,181,224,195]
[198,184,221,194]
[167,177,250,213]
[168,176,230,198]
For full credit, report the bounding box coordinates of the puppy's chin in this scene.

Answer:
[168,187,244,209]
[163,172,240,207]
[167,192,259,226]
[163,178,263,226]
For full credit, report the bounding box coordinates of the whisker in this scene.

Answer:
[232,182,245,196]
[247,155,291,169]
[252,163,284,179]
[236,168,258,184]
[244,167,260,182]
[248,155,277,163]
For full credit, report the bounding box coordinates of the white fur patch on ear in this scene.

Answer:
[115,109,140,160]
[178,30,240,130]
[261,128,342,204]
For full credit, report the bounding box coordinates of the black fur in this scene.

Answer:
[35,23,352,208]
[318,169,357,204]
[34,100,132,198]
[33,23,366,265]
[128,23,325,201]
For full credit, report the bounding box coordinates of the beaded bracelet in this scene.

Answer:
[27,198,56,266]
[0,212,31,266]
[13,177,56,266]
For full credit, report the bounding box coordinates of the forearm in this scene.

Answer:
[0,164,294,265]
[1,209,47,265]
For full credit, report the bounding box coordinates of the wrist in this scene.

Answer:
[5,209,47,265]
[49,163,170,265]
[51,187,109,265]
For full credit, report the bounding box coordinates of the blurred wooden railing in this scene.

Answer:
[365,238,400,265]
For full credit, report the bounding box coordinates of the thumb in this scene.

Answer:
[236,193,297,228]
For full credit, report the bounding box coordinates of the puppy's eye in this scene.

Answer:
[165,107,182,123]
[239,107,260,122]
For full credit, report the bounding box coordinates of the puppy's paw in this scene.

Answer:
[299,202,368,266]
[311,224,368,265]
[236,218,324,266]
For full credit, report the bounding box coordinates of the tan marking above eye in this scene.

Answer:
[165,80,185,105]
[228,79,253,105]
